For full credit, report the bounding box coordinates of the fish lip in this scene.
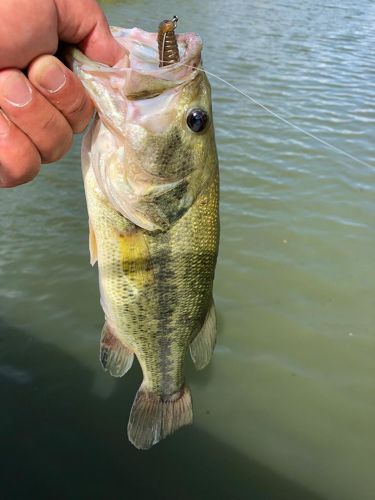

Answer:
[69,29,202,75]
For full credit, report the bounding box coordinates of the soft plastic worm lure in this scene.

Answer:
[158,16,180,66]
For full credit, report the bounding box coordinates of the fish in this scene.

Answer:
[71,19,219,450]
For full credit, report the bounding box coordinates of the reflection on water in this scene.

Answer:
[1,0,374,499]
[0,318,321,500]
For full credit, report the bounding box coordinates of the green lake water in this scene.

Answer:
[1,0,374,498]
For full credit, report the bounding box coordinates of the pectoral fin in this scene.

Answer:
[117,229,154,286]
[100,322,134,377]
[190,301,217,371]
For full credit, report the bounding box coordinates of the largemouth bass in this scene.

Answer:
[72,21,219,450]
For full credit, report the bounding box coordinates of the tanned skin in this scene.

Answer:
[0,0,125,187]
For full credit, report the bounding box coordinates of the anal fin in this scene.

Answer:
[100,322,134,377]
[190,301,217,371]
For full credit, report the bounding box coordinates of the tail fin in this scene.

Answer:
[100,322,134,377]
[127,384,193,450]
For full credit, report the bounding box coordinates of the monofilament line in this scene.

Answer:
[176,63,372,171]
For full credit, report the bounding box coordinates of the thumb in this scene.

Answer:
[55,0,126,66]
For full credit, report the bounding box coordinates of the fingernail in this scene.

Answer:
[2,73,32,107]
[0,111,10,136]
[38,63,66,93]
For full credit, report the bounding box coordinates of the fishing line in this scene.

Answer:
[117,32,373,170]
[182,64,373,170]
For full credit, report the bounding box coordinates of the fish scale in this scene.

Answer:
[85,160,219,394]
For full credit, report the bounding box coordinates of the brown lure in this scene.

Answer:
[158,16,180,67]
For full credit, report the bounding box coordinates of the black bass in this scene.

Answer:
[72,20,219,449]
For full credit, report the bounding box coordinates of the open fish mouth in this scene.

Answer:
[112,18,202,73]
[71,18,203,100]
[71,18,214,232]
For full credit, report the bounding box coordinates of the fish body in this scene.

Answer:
[73,27,219,449]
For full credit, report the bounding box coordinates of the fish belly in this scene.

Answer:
[84,162,219,448]
[86,162,218,387]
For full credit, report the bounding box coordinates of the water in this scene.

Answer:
[1,0,374,498]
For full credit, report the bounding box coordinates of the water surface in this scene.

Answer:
[1,1,374,498]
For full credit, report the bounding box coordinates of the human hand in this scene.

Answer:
[0,0,125,187]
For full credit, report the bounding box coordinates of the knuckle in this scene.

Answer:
[42,132,72,163]
[69,95,88,117]
[40,112,61,133]
[39,114,73,163]
[67,95,93,133]
[0,162,40,187]
[0,176,17,188]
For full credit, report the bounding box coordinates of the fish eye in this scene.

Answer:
[186,108,209,133]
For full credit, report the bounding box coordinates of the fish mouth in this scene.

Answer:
[71,18,203,100]
[108,24,203,98]
[71,24,203,100]
[112,24,201,72]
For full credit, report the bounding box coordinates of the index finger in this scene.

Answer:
[28,55,94,134]
[55,0,126,65]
